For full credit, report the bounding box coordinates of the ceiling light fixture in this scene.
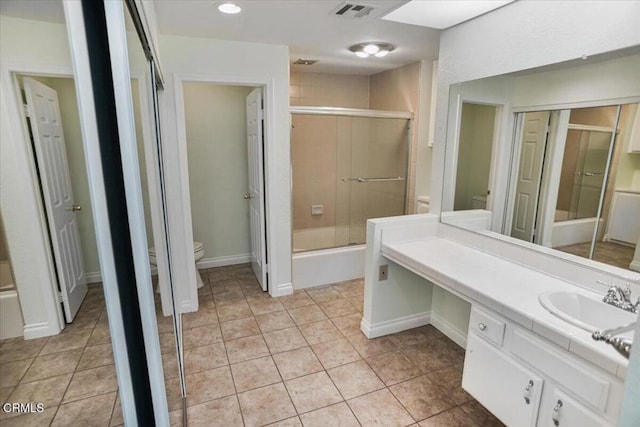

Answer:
[218,2,241,14]
[349,42,395,58]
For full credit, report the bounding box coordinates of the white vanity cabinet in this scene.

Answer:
[462,306,624,427]
[464,334,544,426]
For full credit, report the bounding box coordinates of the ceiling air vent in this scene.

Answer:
[331,2,377,19]
[293,59,318,65]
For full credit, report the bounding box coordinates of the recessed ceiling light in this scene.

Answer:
[218,2,241,14]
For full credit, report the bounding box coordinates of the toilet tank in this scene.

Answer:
[417,195,430,213]
[471,195,487,210]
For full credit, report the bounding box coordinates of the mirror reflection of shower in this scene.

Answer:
[509,103,640,271]
[291,109,411,253]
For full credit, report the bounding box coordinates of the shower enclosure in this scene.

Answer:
[291,108,411,253]
[555,127,613,222]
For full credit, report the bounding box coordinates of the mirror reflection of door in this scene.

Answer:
[508,103,640,271]
[453,102,497,211]
[510,111,550,242]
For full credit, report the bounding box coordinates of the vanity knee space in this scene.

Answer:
[463,305,625,427]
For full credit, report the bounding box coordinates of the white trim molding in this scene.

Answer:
[197,254,251,270]
[167,67,290,300]
[360,311,431,339]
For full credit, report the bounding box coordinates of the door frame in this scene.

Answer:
[0,63,159,337]
[1,63,73,338]
[443,92,510,231]
[172,73,279,298]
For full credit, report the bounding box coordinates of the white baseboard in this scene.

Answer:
[84,254,250,285]
[630,259,640,272]
[360,311,431,339]
[23,322,57,339]
[430,311,468,349]
[271,282,293,298]
[197,254,250,269]
[85,271,103,284]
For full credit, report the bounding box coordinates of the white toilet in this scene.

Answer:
[149,242,205,290]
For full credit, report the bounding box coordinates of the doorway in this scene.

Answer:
[453,102,498,212]
[181,82,268,295]
[11,73,158,328]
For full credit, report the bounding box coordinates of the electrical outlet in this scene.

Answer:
[378,264,388,281]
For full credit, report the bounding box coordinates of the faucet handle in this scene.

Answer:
[602,285,618,301]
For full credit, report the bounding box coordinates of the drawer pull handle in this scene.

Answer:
[478,322,487,331]
[523,380,534,404]
[552,399,563,426]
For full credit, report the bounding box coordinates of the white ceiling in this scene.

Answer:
[0,0,442,76]
[154,1,441,75]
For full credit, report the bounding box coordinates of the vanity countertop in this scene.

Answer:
[381,236,633,379]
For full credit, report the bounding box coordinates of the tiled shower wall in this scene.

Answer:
[290,72,369,109]
[290,63,424,235]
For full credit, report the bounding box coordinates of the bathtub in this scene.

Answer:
[551,217,603,247]
[292,226,365,289]
[0,260,23,339]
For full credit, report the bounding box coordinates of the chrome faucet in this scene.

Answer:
[592,320,636,359]
[601,284,639,314]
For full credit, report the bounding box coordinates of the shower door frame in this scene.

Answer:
[290,106,413,252]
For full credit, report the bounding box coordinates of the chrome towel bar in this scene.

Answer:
[341,176,405,183]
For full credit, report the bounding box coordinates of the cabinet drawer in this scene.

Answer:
[538,389,611,427]
[511,329,610,412]
[470,306,506,346]
[463,334,543,427]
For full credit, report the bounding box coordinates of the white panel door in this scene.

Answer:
[511,111,550,242]
[24,77,87,322]
[246,88,267,291]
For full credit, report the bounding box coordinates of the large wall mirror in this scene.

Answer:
[441,48,640,274]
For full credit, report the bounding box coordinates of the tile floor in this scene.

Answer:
[556,241,635,270]
[0,264,503,426]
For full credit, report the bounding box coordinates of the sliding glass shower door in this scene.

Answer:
[556,128,613,221]
[340,117,409,245]
[291,110,410,252]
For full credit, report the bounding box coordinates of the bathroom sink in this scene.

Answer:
[539,291,637,335]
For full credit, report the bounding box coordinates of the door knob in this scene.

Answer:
[67,204,82,212]
[244,193,253,199]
